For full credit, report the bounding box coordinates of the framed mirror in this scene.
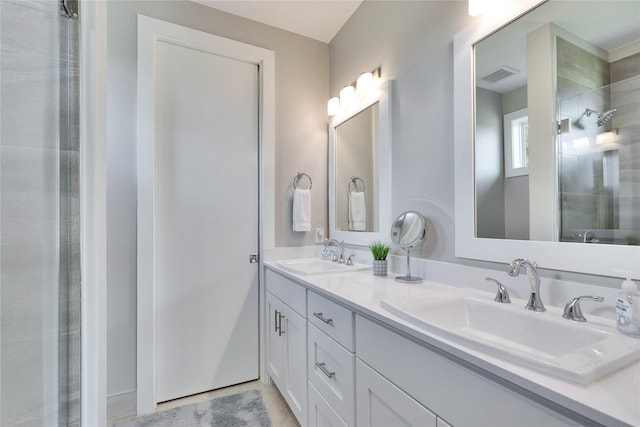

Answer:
[454,0,640,278]
[329,80,391,246]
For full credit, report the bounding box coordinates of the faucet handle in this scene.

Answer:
[562,296,604,322]
[485,277,511,303]
[346,254,355,266]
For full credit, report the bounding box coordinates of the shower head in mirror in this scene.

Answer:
[582,108,617,127]
[596,109,616,127]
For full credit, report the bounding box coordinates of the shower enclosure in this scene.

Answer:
[557,36,640,245]
[1,0,81,425]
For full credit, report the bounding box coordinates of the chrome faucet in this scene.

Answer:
[562,296,604,322]
[325,239,344,263]
[584,230,595,243]
[508,258,546,312]
[485,277,511,303]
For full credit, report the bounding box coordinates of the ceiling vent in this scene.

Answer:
[480,66,519,83]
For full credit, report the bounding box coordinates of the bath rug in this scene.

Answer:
[114,389,271,427]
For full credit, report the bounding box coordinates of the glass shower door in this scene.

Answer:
[0,1,80,425]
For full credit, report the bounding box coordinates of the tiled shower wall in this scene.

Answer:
[557,36,640,244]
[0,1,80,425]
[610,53,640,242]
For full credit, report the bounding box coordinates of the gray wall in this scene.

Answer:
[330,1,473,260]
[106,1,329,396]
[475,87,505,239]
[503,86,529,240]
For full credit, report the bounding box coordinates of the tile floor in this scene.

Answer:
[109,380,299,427]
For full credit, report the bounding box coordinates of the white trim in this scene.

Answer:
[328,80,392,246]
[503,108,528,178]
[453,0,640,279]
[80,1,108,425]
[136,15,275,413]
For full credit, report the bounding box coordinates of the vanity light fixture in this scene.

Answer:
[339,85,355,108]
[356,71,374,96]
[328,67,382,116]
[327,97,340,116]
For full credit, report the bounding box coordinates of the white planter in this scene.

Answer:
[372,260,388,276]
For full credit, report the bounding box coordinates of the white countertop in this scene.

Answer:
[265,260,640,426]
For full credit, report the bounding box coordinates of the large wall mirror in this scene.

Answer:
[329,80,391,246]
[454,0,640,277]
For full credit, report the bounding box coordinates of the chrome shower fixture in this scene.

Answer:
[597,109,616,127]
[584,108,617,127]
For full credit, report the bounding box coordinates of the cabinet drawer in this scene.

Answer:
[308,291,354,351]
[308,383,348,427]
[308,324,355,426]
[266,268,306,317]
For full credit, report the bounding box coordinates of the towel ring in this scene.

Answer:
[293,172,312,190]
[348,176,365,192]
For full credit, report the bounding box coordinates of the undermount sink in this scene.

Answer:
[381,292,640,384]
[276,258,370,275]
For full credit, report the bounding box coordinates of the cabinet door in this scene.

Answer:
[309,383,349,427]
[282,303,308,426]
[266,292,284,388]
[356,359,436,427]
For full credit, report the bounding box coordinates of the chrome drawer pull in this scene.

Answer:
[278,314,285,336]
[315,362,336,379]
[313,312,333,324]
[274,310,280,332]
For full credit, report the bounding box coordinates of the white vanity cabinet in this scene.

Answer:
[265,266,600,427]
[265,270,308,426]
[356,315,578,427]
[307,291,356,426]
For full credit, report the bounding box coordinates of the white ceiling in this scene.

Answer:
[192,0,364,43]
[475,1,640,94]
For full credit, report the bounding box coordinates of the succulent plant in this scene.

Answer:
[369,241,391,260]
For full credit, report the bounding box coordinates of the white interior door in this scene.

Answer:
[136,15,263,405]
[155,39,259,402]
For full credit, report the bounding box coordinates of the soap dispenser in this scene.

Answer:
[616,277,640,337]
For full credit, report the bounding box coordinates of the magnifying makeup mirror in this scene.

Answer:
[390,211,426,283]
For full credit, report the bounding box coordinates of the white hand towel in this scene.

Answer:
[348,191,366,231]
[293,188,311,232]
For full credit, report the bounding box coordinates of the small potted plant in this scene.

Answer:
[625,235,639,246]
[369,241,390,276]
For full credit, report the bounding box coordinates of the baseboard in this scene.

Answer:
[107,390,136,422]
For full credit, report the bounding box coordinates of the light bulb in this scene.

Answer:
[339,85,355,108]
[356,72,373,96]
[327,97,340,116]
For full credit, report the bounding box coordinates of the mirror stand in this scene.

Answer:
[395,249,422,284]
[390,210,427,284]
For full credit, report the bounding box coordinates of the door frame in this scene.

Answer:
[136,15,275,414]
